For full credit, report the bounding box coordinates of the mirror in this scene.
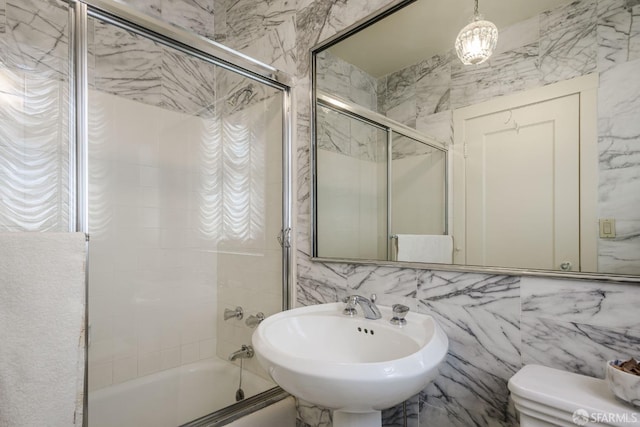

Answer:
[312,0,640,276]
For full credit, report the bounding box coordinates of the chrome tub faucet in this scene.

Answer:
[229,344,254,361]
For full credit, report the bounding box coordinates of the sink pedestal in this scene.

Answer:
[333,410,381,427]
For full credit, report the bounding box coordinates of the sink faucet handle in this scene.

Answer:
[342,295,358,316]
[390,304,409,326]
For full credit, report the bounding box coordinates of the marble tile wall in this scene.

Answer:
[377,0,640,274]
[377,0,602,134]
[214,0,640,426]
[316,50,378,110]
[315,51,381,162]
[90,1,276,118]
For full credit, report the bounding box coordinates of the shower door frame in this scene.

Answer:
[66,0,294,425]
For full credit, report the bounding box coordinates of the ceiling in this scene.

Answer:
[328,0,574,78]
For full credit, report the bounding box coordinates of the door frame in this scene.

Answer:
[451,73,598,272]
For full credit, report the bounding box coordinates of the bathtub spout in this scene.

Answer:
[229,344,254,361]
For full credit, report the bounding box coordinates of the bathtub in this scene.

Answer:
[88,357,276,427]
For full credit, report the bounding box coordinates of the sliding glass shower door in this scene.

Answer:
[0,0,71,232]
[0,0,291,423]
[85,9,288,427]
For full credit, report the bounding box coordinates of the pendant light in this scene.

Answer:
[455,0,498,65]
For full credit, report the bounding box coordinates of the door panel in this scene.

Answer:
[460,94,580,270]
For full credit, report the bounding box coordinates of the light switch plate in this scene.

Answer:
[599,218,616,238]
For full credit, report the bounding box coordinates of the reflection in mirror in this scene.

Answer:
[390,134,447,262]
[315,92,447,262]
[312,0,640,276]
[316,104,388,260]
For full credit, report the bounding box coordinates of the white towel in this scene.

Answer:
[396,234,453,264]
[0,232,86,427]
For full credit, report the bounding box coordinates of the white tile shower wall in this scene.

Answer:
[213,0,640,426]
[316,149,382,259]
[215,95,284,382]
[88,90,219,391]
[86,0,287,390]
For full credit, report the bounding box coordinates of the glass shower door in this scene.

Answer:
[0,0,71,232]
[86,14,285,427]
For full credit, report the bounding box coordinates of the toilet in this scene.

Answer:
[508,365,640,426]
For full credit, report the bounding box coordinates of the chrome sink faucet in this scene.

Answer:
[342,294,382,320]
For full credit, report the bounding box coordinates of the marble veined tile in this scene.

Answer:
[416,52,451,116]
[392,134,417,161]
[417,271,520,307]
[598,0,638,73]
[313,0,397,57]
[161,47,216,116]
[223,0,295,51]
[317,50,376,110]
[417,296,521,427]
[348,65,377,111]
[162,0,215,40]
[295,0,336,77]
[631,4,640,61]
[239,19,297,77]
[347,265,418,301]
[0,0,5,34]
[316,104,351,155]
[521,316,640,378]
[93,20,162,107]
[5,0,69,76]
[495,16,539,56]
[521,276,640,330]
[416,110,452,147]
[450,43,540,109]
[381,65,417,126]
[296,255,351,305]
[316,50,353,101]
[420,370,516,427]
[416,271,520,427]
[598,220,640,275]
[350,117,380,162]
[597,58,640,219]
[119,0,162,20]
[382,394,419,427]
[539,0,597,84]
[296,398,331,427]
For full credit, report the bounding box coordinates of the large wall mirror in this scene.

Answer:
[311,0,640,278]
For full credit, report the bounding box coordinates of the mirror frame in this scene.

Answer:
[309,0,640,284]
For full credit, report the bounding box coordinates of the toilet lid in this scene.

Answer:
[508,365,639,426]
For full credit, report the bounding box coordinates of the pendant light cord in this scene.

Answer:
[474,0,479,17]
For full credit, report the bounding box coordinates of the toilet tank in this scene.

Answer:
[508,365,640,427]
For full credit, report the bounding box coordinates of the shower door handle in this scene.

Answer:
[277,227,291,248]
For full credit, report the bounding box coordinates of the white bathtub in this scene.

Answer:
[88,357,275,427]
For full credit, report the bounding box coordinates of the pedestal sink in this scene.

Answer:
[251,302,448,427]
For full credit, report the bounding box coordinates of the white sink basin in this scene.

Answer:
[252,302,448,426]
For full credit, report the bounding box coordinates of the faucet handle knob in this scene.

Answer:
[342,295,358,316]
[390,304,409,326]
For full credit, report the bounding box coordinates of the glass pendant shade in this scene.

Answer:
[455,14,498,65]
